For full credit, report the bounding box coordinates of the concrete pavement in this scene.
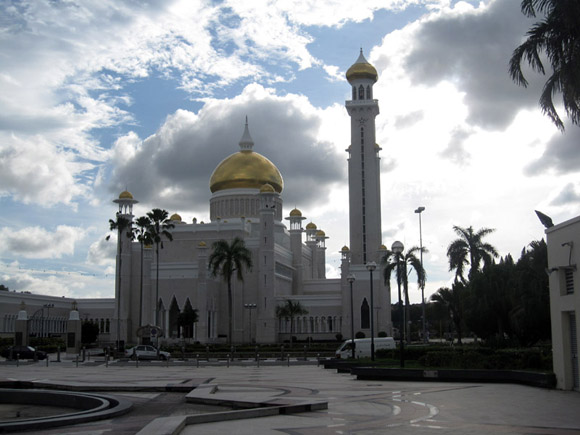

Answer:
[1,359,579,434]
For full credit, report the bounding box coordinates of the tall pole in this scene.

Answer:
[392,241,405,368]
[244,304,256,343]
[366,262,377,361]
[347,274,356,359]
[415,206,426,343]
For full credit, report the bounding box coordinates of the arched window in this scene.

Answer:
[366,85,372,99]
[328,316,333,332]
[352,86,356,100]
[361,298,370,329]
[358,85,364,100]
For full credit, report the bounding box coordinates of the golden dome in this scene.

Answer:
[289,208,302,217]
[316,230,326,237]
[346,49,378,83]
[198,241,207,247]
[306,222,317,230]
[170,213,182,222]
[379,244,387,250]
[119,190,133,199]
[260,183,276,193]
[341,245,350,252]
[209,121,284,194]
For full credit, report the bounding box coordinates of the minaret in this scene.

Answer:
[345,49,382,265]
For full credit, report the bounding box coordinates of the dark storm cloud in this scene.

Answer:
[525,126,580,176]
[108,87,345,214]
[550,183,580,207]
[404,0,542,130]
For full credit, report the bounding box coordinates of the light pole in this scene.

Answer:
[244,304,257,343]
[391,241,405,368]
[415,206,426,343]
[347,274,356,359]
[366,261,377,361]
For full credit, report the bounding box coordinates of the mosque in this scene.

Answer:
[112,50,391,345]
[0,51,393,346]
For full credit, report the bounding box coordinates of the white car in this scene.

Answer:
[125,345,171,360]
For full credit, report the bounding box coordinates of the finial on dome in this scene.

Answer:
[239,117,254,151]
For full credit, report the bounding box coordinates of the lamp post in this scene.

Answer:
[346,274,356,359]
[244,303,257,343]
[415,206,426,343]
[391,241,405,368]
[366,261,377,361]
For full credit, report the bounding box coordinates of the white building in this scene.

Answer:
[546,215,580,390]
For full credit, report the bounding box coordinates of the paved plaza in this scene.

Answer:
[1,359,579,434]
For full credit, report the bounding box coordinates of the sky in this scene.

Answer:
[1,0,579,304]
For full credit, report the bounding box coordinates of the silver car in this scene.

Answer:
[125,345,170,360]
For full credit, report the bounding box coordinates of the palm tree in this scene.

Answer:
[509,0,580,131]
[430,284,465,345]
[276,299,308,347]
[382,246,427,343]
[131,216,153,329]
[447,225,498,283]
[107,213,131,350]
[208,237,253,345]
[146,209,174,327]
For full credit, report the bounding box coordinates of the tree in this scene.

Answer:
[132,216,153,328]
[107,213,131,349]
[146,209,174,327]
[447,225,498,283]
[178,305,199,339]
[509,0,580,131]
[276,299,308,346]
[81,320,100,344]
[208,237,253,345]
[0,284,8,291]
[382,246,427,343]
[430,284,465,345]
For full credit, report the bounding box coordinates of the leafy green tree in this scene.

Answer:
[509,0,580,130]
[382,246,427,343]
[132,216,153,328]
[208,237,253,345]
[447,225,498,283]
[81,321,100,344]
[276,299,308,346]
[0,284,8,291]
[146,209,174,327]
[178,305,199,339]
[430,284,465,344]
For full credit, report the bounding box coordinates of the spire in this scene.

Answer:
[239,116,254,151]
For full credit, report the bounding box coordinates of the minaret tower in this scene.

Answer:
[345,49,382,265]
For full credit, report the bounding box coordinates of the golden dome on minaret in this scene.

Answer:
[346,49,378,83]
[209,119,284,194]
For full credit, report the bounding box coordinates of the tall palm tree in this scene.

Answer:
[107,213,131,350]
[430,283,465,345]
[509,0,580,130]
[132,216,153,329]
[146,209,174,327]
[382,246,427,343]
[208,237,253,345]
[447,225,498,283]
[276,299,308,347]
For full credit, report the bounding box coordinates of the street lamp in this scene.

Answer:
[244,304,257,343]
[391,241,405,368]
[366,261,377,361]
[346,274,356,359]
[414,206,426,343]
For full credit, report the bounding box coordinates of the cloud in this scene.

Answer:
[0,225,86,259]
[107,84,345,213]
[87,235,117,267]
[550,183,580,207]
[525,126,580,176]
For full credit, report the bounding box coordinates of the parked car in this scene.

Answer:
[125,345,170,360]
[0,345,47,360]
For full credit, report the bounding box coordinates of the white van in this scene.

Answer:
[335,337,396,359]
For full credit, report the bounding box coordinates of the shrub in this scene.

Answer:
[355,331,365,339]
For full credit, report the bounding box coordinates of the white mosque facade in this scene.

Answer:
[1,51,393,346]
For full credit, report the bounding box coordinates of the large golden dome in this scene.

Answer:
[346,49,378,83]
[209,121,284,194]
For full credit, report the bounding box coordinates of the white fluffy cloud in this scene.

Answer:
[0,225,86,259]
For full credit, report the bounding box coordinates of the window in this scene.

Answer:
[358,85,364,99]
[366,85,371,99]
[352,86,356,100]
[361,298,370,329]
[565,268,574,294]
